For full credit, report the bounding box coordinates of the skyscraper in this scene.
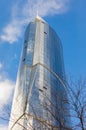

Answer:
[9,16,68,130]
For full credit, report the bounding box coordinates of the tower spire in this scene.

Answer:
[36,9,38,17]
[35,11,46,23]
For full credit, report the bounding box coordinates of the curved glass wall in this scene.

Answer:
[9,18,68,130]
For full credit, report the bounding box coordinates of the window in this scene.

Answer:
[23,58,25,61]
[43,86,47,89]
[39,89,43,92]
[42,21,45,24]
[44,32,47,34]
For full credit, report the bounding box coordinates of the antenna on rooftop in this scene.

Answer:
[36,9,39,17]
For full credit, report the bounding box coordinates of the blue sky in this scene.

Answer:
[0,0,86,129]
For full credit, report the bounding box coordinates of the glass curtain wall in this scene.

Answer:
[9,18,68,130]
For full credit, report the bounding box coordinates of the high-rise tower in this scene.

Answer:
[9,16,68,130]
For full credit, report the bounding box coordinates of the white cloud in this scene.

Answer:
[0,73,15,128]
[0,21,22,43]
[0,0,70,44]
[0,125,8,130]
[0,63,3,69]
[0,76,15,111]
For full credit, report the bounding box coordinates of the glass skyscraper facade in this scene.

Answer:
[9,16,68,130]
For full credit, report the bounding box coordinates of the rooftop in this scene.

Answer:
[35,14,46,23]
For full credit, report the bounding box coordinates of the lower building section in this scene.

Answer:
[9,64,69,130]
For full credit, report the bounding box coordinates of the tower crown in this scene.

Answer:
[35,15,46,23]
